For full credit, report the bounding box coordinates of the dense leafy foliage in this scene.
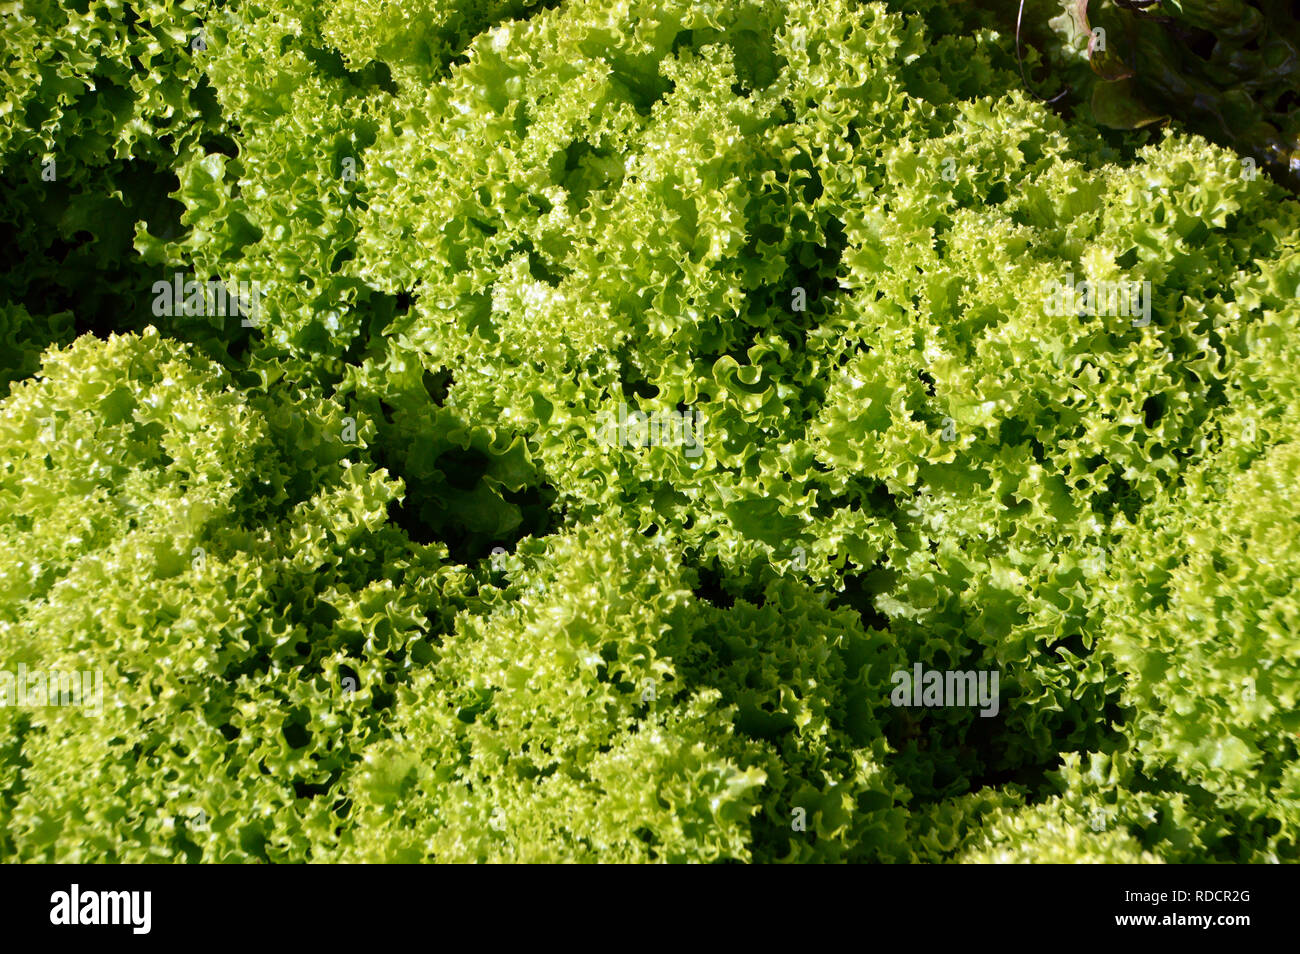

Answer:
[976,1,1300,188]
[1,0,1297,862]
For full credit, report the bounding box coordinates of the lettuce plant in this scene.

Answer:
[1,0,1298,862]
